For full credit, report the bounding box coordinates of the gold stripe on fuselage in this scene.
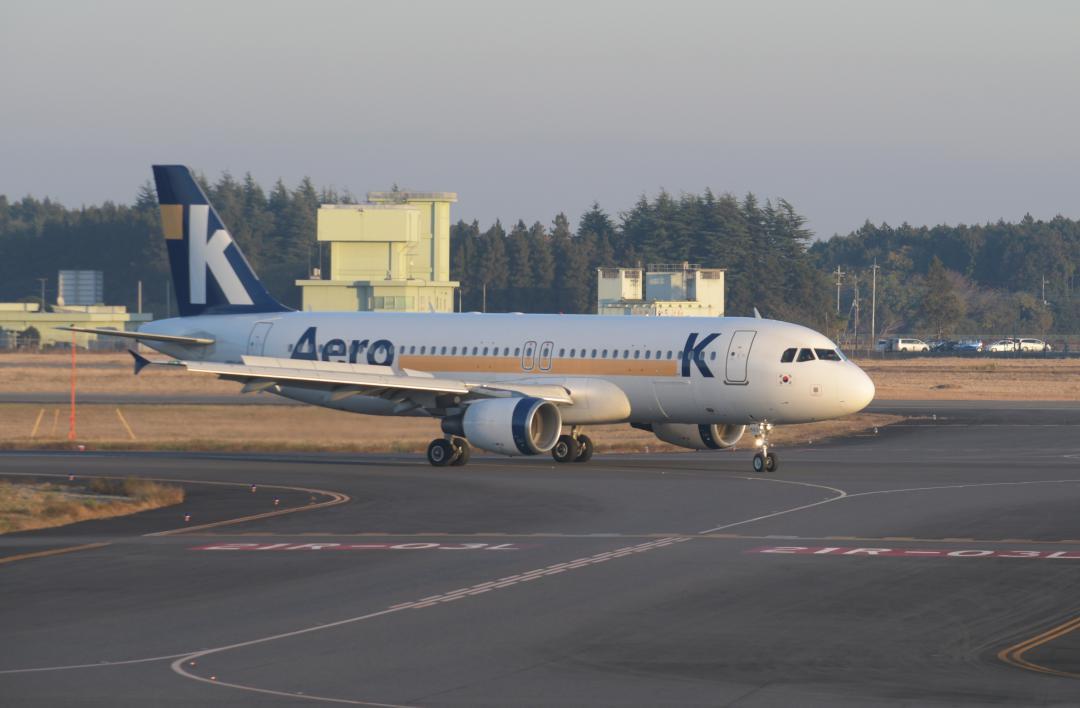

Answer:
[397,355,680,378]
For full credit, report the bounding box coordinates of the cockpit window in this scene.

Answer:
[796,348,817,362]
[815,348,842,361]
[780,348,796,363]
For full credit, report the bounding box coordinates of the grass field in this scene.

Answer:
[0,477,183,534]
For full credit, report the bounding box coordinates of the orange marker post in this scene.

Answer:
[68,329,77,441]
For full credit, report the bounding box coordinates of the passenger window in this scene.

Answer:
[591,349,597,357]
[781,348,796,363]
[482,347,488,355]
[472,346,478,355]
[645,350,652,359]
[450,346,457,355]
[796,348,817,362]
[441,346,447,355]
[559,348,565,357]
[602,349,608,358]
[420,346,426,354]
[815,348,842,361]
[612,350,619,359]
[666,351,672,359]
[624,350,630,358]
[633,350,640,359]
[709,351,717,360]
[514,347,520,356]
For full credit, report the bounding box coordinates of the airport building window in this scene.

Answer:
[781,348,796,363]
[796,348,816,362]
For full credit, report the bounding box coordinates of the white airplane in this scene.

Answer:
[68,165,875,472]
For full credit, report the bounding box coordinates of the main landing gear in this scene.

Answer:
[551,427,594,464]
[751,422,778,473]
[427,437,470,467]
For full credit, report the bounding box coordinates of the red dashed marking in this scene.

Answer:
[190,542,525,552]
[749,545,1080,559]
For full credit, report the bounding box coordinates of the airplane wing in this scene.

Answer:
[181,355,573,405]
[57,326,215,346]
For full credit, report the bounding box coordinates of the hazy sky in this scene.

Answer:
[2,0,1078,238]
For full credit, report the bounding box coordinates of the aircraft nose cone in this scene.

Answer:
[846,367,876,413]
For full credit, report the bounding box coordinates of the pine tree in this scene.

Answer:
[921,256,963,336]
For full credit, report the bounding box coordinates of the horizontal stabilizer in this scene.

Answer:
[58,326,214,346]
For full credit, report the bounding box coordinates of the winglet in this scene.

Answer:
[130,349,152,375]
[753,307,763,319]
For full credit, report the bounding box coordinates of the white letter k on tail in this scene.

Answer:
[187,204,254,306]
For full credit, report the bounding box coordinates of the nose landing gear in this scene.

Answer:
[751,422,777,473]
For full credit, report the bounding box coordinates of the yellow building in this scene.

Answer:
[597,263,725,317]
[296,190,460,312]
[0,303,152,349]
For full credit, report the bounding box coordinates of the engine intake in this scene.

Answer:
[649,423,746,451]
[443,397,562,456]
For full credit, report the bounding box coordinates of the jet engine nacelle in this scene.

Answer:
[649,423,746,451]
[443,397,562,456]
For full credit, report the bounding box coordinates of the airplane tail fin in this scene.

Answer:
[152,165,290,317]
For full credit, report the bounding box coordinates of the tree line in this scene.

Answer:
[812,216,1080,336]
[1,172,1076,337]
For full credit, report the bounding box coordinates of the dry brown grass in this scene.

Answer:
[0,351,236,395]
[0,402,901,454]
[0,477,184,534]
[851,356,1080,400]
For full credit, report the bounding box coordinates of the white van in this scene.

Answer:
[882,337,930,352]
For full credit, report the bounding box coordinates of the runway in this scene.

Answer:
[1,402,1079,706]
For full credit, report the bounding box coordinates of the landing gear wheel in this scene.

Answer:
[427,438,454,467]
[450,438,471,466]
[752,453,765,473]
[765,452,777,472]
[552,435,581,463]
[574,435,594,463]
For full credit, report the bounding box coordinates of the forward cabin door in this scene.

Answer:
[247,322,273,356]
[724,330,756,384]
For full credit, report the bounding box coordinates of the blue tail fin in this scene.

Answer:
[152,165,289,317]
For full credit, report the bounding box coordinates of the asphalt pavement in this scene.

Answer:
[1,401,1079,706]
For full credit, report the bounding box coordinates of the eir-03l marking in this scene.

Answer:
[750,545,1080,560]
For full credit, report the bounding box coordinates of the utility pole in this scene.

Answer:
[871,260,879,351]
[834,266,845,315]
[482,282,487,313]
[137,280,143,314]
[1042,275,1048,305]
[37,277,47,311]
[853,273,859,351]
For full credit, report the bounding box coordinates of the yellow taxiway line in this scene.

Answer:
[998,615,1080,679]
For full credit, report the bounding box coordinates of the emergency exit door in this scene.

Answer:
[725,330,756,384]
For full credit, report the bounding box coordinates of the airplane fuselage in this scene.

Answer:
[141,311,875,426]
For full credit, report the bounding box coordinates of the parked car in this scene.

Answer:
[987,339,1018,352]
[953,339,983,352]
[881,337,930,353]
[1018,338,1051,352]
[927,339,951,352]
